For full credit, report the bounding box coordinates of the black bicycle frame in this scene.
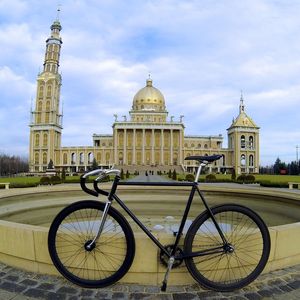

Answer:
[108,176,228,259]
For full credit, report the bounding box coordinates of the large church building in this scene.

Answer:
[29,18,260,175]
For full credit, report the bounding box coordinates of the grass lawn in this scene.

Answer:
[1,173,299,186]
[0,177,40,185]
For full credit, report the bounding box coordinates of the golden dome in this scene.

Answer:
[132,78,166,112]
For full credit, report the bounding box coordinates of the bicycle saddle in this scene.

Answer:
[185,154,223,163]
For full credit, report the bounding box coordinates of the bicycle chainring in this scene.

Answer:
[159,244,184,268]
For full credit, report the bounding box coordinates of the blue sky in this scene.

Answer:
[0,0,300,166]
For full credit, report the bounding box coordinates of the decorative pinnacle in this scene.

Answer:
[56,4,61,21]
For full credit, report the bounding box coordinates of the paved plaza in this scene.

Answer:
[1,178,300,299]
[0,262,300,300]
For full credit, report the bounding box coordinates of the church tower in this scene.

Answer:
[227,95,260,175]
[29,17,63,172]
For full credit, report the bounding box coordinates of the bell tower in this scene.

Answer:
[227,94,260,175]
[29,16,63,172]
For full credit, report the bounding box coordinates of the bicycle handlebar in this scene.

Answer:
[80,169,121,197]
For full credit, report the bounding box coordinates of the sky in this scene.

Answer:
[0,0,300,166]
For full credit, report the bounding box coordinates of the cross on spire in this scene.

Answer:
[56,4,61,21]
[239,90,245,113]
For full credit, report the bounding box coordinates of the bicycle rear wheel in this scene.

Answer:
[48,200,135,288]
[184,204,270,291]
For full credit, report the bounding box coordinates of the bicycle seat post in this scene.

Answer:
[195,162,206,182]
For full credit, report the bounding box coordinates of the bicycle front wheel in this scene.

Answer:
[184,204,270,292]
[48,200,135,288]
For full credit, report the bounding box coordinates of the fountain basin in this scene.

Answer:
[0,183,300,285]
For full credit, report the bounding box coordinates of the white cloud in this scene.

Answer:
[1,0,300,165]
[0,0,28,19]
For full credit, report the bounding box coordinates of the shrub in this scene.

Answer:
[40,176,50,185]
[126,170,130,179]
[205,174,217,182]
[50,175,62,185]
[236,174,246,182]
[172,170,177,180]
[185,173,195,182]
[168,170,172,178]
[237,174,256,184]
[61,168,66,182]
[245,174,255,183]
[231,168,236,181]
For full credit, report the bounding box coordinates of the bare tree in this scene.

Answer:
[0,154,29,176]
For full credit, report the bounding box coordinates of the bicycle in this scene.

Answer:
[48,155,271,292]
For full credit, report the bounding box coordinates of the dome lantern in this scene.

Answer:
[132,78,166,112]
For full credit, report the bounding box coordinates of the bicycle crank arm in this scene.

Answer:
[161,256,175,292]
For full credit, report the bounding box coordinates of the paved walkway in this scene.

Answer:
[0,262,300,300]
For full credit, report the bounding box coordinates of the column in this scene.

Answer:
[123,129,127,165]
[179,129,183,165]
[114,128,118,165]
[161,129,164,165]
[170,129,173,165]
[133,128,136,165]
[142,129,145,165]
[151,129,155,165]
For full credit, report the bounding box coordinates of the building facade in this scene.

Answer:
[29,18,260,175]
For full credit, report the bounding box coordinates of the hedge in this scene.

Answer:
[259,181,289,188]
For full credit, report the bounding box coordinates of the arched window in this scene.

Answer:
[71,153,76,164]
[241,154,246,166]
[106,152,110,164]
[46,101,50,111]
[43,152,47,164]
[63,153,67,164]
[47,85,52,97]
[43,133,48,146]
[249,155,254,166]
[249,136,254,149]
[204,144,208,149]
[241,135,246,149]
[39,86,44,98]
[34,152,39,164]
[79,153,84,164]
[96,152,101,163]
[38,101,43,112]
[88,152,93,164]
[35,134,40,147]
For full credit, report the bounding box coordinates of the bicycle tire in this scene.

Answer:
[48,200,135,288]
[184,204,270,292]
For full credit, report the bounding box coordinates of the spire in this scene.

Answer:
[43,12,63,74]
[146,74,153,87]
[239,90,245,113]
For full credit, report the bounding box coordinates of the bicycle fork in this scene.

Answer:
[85,200,112,251]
